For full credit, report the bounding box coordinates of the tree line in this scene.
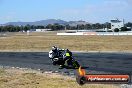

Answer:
[0,22,132,32]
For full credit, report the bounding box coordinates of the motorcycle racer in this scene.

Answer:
[63,49,72,65]
[49,46,80,69]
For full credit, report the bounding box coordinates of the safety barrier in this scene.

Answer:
[57,32,132,36]
[57,32,83,35]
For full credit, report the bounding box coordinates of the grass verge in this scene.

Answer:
[0,32,132,52]
[0,68,119,88]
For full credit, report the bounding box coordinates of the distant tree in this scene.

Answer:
[37,25,45,29]
[46,24,52,29]
[20,26,24,32]
[15,26,21,32]
[95,23,102,29]
[46,23,64,31]
[125,22,132,27]
[30,25,36,29]
[104,22,111,29]
[54,23,64,30]
[120,27,128,31]
[70,26,77,30]
[80,24,85,29]
[114,28,119,32]
[91,24,96,29]
[77,24,85,30]
[24,25,30,31]
[85,24,92,29]
[65,24,71,30]
[53,23,59,30]
[4,25,14,32]
[0,26,2,32]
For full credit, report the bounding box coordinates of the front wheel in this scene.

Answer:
[52,61,57,65]
[50,58,57,65]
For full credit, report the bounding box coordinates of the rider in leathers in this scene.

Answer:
[49,46,73,68]
[60,49,72,68]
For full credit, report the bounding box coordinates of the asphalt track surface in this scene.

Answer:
[0,52,132,75]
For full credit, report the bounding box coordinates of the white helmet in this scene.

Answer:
[52,46,57,51]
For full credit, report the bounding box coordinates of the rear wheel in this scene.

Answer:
[52,61,57,65]
[64,58,80,69]
[51,58,58,65]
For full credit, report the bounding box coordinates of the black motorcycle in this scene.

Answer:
[51,57,80,69]
[49,50,80,69]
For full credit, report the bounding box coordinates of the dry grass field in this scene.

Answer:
[0,68,119,88]
[0,32,132,52]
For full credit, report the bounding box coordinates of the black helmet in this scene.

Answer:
[66,49,69,51]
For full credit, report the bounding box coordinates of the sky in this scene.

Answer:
[0,0,132,24]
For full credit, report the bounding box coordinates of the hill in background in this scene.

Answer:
[2,19,89,26]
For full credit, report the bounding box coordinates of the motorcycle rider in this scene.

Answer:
[59,49,73,68]
[49,46,74,69]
